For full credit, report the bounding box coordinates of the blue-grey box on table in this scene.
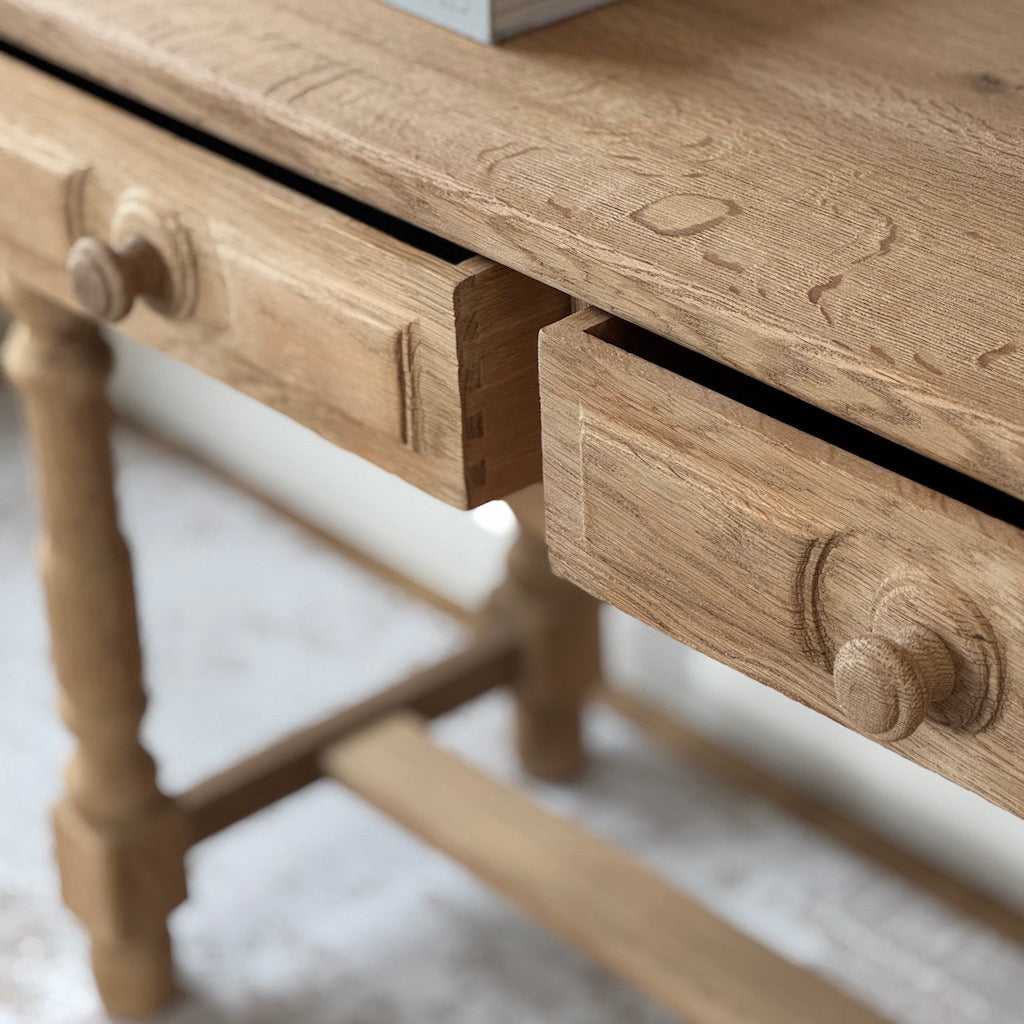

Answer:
[376,0,618,42]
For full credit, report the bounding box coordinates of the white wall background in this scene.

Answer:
[107,336,1024,913]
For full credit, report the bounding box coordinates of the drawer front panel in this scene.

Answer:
[0,123,89,257]
[542,309,1024,816]
[579,410,829,689]
[0,54,567,507]
[222,252,415,448]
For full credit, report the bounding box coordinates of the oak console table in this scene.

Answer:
[2,1,1023,1021]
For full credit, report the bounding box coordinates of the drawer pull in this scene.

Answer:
[833,626,956,742]
[67,235,167,322]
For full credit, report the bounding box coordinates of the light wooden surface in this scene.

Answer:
[833,625,957,743]
[541,309,1024,819]
[0,52,568,508]
[177,627,520,845]
[489,484,600,780]
[2,0,1023,497]
[600,684,1024,949]
[4,4,1024,1014]
[0,282,187,1017]
[326,713,890,1024]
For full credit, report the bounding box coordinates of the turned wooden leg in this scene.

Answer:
[2,283,186,1017]
[489,484,600,781]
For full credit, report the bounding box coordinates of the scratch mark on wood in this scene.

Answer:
[264,61,334,99]
[914,352,944,375]
[559,78,605,102]
[547,198,572,217]
[972,72,1011,93]
[978,342,1017,368]
[853,216,897,265]
[806,214,895,330]
[290,69,355,103]
[484,146,543,175]
[148,24,207,47]
[630,195,742,238]
[703,252,745,273]
[870,345,897,366]
[808,275,844,327]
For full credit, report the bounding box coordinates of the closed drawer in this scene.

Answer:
[542,309,1024,817]
[0,53,569,508]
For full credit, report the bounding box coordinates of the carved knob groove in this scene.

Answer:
[67,235,168,322]
[833,625,957,742]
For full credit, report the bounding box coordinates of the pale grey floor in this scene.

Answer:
[3,385,1024,1024]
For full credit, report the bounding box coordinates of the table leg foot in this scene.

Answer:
[91,927,176,1018]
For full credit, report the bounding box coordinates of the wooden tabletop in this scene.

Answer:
[2,0,1024,496]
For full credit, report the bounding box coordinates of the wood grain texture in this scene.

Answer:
[833,626,956,742]
[0,53,568,507]
[178,627,520,845]
[541,310,1024,819]
[326,714,890,1024]
[1,0,1022,494]
[488,484,601,780]
[1,282,186,1017]
[600,684,1024,949]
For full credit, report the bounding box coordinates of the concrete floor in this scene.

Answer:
[3,385,1024,1024]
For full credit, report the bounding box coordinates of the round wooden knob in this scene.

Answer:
[67,235,167,322]
[833,625,957,742]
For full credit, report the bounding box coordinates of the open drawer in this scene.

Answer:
[541,308,1024,817]
[0,51,569,508]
